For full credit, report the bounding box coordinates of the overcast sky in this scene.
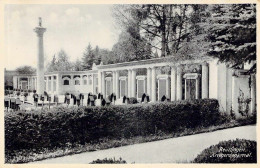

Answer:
[4,4,121,70]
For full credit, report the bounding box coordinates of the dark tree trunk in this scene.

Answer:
[161,5,167,57]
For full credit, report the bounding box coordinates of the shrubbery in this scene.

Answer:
[193,139,256,163]
[5,99,222,160]
[90,157,126,164]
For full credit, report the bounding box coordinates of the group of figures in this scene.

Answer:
[4,87,172,112]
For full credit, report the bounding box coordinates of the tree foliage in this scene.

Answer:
[46,50,73,72]
[15,66,36,74]
[112,4,206,58]
[207,4,256,71]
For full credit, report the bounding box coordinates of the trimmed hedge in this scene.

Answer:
[90,157,126,164]
[193,139,256,163]
[5,99,221,156]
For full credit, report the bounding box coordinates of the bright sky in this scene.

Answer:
[4,4,121,70]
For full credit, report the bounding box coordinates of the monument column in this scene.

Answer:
[34,17,46,95]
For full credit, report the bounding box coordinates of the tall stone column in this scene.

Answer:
[171,66,177,101]
[251,74,256,114]
[115,71,120,98]
[202,62,209,98]
[34,17,46,95]
[151,67,156,102]
[128,69,132,97]
[34,77,37,90]
[176,65,183,100]
[131,69,137,97]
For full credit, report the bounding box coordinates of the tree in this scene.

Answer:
[113,4,205,58]
[112,31,152,63]
[73,58,84,71]
[16,66,36,74]
[82,43,95,70]
[46,55,58,72]
[46,50,73,72]
[207,4,256,72]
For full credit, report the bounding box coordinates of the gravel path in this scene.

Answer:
[32,125,256,164]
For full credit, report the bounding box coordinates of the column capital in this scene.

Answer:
[171,65,177,70]
[202,61,208,66]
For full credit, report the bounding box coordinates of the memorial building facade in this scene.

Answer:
[10,56,256,118]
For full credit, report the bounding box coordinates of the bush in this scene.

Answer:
[90,157,126,164]
[193,139,256,163]
[5,99,221,158]
[128,97,138,104]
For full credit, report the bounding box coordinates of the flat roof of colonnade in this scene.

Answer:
[96,55,213,71]
[11,55,213,77]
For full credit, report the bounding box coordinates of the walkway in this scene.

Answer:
[32,125,256,164]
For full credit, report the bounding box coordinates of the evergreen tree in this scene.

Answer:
[207,4,256,71]
[56,50,73,71]
[82,43,95,70]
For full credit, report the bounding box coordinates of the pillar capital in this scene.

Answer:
[202,61,208,66]
[34,27,46,37]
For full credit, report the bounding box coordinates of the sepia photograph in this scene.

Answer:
[2,1,257,165]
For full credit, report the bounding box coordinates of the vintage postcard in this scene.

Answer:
[0,0,259,167]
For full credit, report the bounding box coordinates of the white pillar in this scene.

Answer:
[147,68,151,96]
[92,73,95,94]
[176,65,183,100]
[51,76,54,94]
[34,18,46,95]
[196,77,200,99]
[101,71,106,95]
[34,77,36,90]
[131,69,137,97]
[232,74,239,118]
[115,71,120,98]
[18,77,20,89]
[56,74,60,95]
[171,66,177,101]
[128,70,132,97]
[151,67,156,102]
[113,71,116,94]
[251,74,256,114]
[98,71,102,93]
[46,76,49,92]
[202,62,209,99]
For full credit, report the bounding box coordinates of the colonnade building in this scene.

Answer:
[11,56,256,118]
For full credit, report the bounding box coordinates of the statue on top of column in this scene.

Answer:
[39,17,42,27]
